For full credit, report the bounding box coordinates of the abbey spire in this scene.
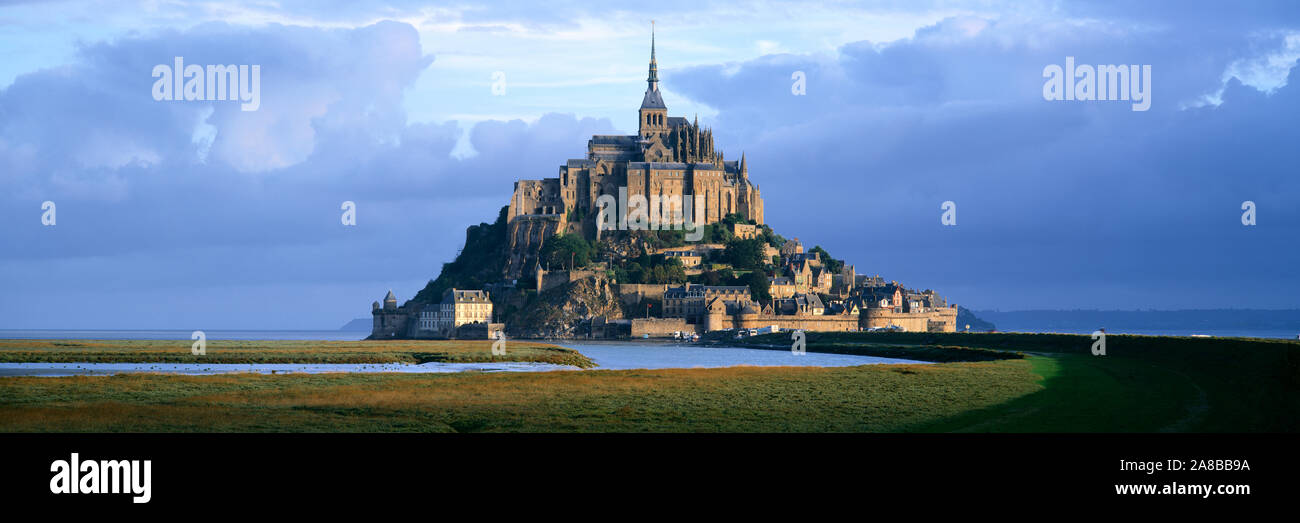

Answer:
[647,22,659,88]
[638,22,667,137]
[505,28,765,278]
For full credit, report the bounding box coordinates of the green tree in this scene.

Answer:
[541,233,594,269]
[761,226,785,248]
[656,229,686,248]
[724,238,767,270]
[745,270,771,303]
[699,222,733,244]
[694,266,738,286]
[810,245,844,274]
[698,268,721,286]
[622,262,646,284]
[663,263,687,284]
[720,212,757,226]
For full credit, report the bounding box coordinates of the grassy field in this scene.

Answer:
[0,339,595,368]
[0,332,1295,432]
[745,331,1300,432]
[726,338,1027,363]
[0,360,1039,432]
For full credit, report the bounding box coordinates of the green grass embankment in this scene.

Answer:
[744,331,1300,432]
[0,339,595,368]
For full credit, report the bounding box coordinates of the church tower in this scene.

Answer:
[638,23,667,138]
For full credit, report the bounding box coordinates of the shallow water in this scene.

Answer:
[0,329,368,341]
[0,361,576,377]
[560,342,930,370]
[0,341,928,377]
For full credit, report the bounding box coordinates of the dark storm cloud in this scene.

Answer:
[0,20,615,327]
[3,5,1298,330]
[667,16,1300,308]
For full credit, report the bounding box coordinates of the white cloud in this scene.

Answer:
[1225,32,1300,92]
[1193,31,1300,108]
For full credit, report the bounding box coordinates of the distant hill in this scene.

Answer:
[972,309,1300,335]
[339,318,371,331]
[956,307,997,332]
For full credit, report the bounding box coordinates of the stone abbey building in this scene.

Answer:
[505,30,765,278]
[368,29,959,340]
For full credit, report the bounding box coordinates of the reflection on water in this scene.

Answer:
[0,361,575,377]
[0,330,368,341]
[561,342,929,370]
[0,340,928,377]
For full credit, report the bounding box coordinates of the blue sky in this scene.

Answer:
[2,0,1298,329]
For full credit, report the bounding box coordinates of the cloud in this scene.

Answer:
[1194,31,1300,107]
[668,15,1300,309]
[3,4,1300,329]
[0,20,616,328]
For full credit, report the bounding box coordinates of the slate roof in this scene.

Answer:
[640,87,666,109]
[590,135,640,145]
[443,289,491,303]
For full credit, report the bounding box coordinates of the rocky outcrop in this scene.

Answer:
[504,215,562,279]
[507,274,625,338]
[599,231,650,260]
[412,207,510,305]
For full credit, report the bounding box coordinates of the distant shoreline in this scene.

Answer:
[0,330,368,341]
[971,309,1300,339]
[0,328,1296,341]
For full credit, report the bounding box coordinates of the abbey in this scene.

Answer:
[505,30,764,278]
[369,29,962,341]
